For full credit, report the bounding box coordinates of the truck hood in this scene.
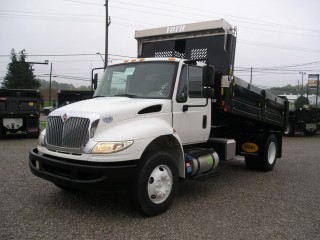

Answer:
[49,97,171,125]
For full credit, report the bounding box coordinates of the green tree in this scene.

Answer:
[1,49,41,89]
[294,96,309,109]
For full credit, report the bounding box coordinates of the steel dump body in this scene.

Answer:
[212,76,287,132]
[0,89,40,137]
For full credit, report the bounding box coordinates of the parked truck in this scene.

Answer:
[285,107,320,136]
[29,20,288,216]
[42,90,94,115]
[0,89,40,138]
[57,90,94,107]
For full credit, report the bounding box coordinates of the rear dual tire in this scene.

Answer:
[303,124,317,136]
[245,134,278,171]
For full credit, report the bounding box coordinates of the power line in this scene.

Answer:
[236,60,320,70]
[59,0,320,37]
[238,39,320,53]
[238,25,320,38]
[113,0,320,34]
[0,13,103,23]
[109,5,200,22]
[144,0,320,34]
[0,9,104,17]
[1,4,319,39]
[61,0,103,6]
[0,53,134,58]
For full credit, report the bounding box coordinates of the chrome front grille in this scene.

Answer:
[46,116,90,149]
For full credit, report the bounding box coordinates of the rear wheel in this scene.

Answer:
[245,134,278,172]
[132,152,178,216]
[262,135,277,171]
[303,124,317,136]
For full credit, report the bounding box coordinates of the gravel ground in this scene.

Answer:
[0,134,319,240]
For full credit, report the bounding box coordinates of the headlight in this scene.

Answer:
[91,141,133,154]
[38,129,46,146]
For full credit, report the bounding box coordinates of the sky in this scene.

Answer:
[1,0,320,89]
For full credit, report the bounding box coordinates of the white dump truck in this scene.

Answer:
[29,20,288,216]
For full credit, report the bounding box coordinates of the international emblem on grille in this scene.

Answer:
[62,113,69,123]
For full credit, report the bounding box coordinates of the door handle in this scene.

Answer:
[202,115,207,129]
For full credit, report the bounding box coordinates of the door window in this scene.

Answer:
[188,66,202,98]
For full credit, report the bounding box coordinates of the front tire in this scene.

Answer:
[132,152,178,216]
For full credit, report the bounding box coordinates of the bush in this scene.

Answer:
[294,96,309,109]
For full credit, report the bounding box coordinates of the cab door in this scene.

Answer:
[172,64,211,144]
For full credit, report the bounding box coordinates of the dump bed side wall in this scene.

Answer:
[211,75,288,132]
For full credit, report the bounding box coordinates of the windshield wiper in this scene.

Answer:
[114,94,138,98]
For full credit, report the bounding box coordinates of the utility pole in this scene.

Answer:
[316,74,319,107]
[49,63,52,106]
[24,60,48,89]
[299,72,306,96]
[104,0,111,69]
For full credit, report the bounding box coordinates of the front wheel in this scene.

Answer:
[132,152,179,216]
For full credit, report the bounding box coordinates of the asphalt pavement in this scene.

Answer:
[0,135,319,240]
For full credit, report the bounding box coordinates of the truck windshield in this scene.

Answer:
[94,62,177,99]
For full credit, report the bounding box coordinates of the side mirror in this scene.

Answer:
[93,73,98,90]
[202,65,215,88]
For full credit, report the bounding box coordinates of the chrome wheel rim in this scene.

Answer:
[267,142,276,165]
[147,165,173,204]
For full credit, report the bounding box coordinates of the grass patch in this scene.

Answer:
[40,121,46,129]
